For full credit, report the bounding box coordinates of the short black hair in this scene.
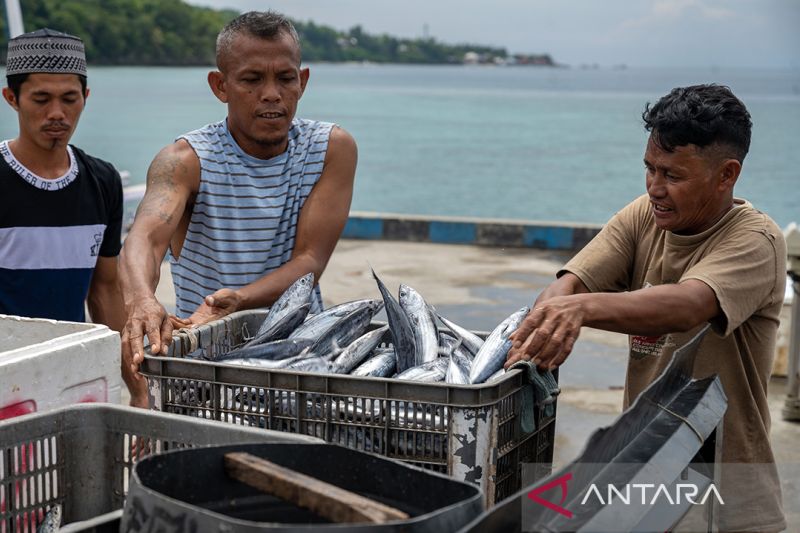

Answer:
[6,73,88,99]
[642,84,752,162]
[216,11,300,70]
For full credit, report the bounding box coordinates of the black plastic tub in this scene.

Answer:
[121,443,483,532]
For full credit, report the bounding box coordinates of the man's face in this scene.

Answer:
[209,32,309,159]
[2,73,86,151]
[644,135,733,235]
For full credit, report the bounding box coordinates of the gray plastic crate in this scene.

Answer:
[0,403,315,532]
[141,309,558,507]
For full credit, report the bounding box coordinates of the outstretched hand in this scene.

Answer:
[122,295,172,384]
[505,295,585,370]
[186,288,243,326]
[169,314,193,329]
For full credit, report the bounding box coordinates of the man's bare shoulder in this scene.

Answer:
[320,126,357,179]
[166,138,200,161]
[327,125,357,156]
[148,139,201,193]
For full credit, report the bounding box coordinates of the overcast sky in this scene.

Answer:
[186,0,799,68]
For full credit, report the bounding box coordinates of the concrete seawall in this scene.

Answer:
[343,212,603,251]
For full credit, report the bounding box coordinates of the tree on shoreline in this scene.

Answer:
[1,0,520,66]
[1,0,235,65]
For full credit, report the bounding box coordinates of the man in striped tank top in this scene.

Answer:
[119,11,357,407]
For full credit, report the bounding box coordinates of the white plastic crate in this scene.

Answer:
[0,314,121,421]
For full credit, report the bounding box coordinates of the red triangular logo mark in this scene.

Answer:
[527,472,573,518]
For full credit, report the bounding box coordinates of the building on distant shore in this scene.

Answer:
[511,53,555,66]
[462,51,556,66]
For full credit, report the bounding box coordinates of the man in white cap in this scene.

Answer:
[1,29,136,402]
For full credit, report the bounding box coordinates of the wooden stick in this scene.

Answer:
[224,452,410,524]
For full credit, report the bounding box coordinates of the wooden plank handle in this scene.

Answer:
[224,452,410,524]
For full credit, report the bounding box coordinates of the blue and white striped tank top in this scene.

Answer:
[170,118,333,317]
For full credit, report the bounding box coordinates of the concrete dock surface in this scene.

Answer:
[152,238,799,524]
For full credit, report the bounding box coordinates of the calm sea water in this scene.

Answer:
[1,64,798,227]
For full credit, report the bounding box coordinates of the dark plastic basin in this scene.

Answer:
[121,443,483,532]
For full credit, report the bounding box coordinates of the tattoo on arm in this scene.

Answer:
[135,152,185,223]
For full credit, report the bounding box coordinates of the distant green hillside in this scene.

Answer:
[295,22,507,64]
[0,0,516,66]
[1,0,237,65]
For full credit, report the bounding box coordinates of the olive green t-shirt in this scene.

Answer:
[563,194,786,532]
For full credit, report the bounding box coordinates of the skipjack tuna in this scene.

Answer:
[183,271,527,385]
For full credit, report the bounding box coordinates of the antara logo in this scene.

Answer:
[580,483,724,506]
[527,472,724,518]
[527,472,573,518]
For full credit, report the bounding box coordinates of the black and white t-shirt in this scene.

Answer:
[0,141,123,322]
